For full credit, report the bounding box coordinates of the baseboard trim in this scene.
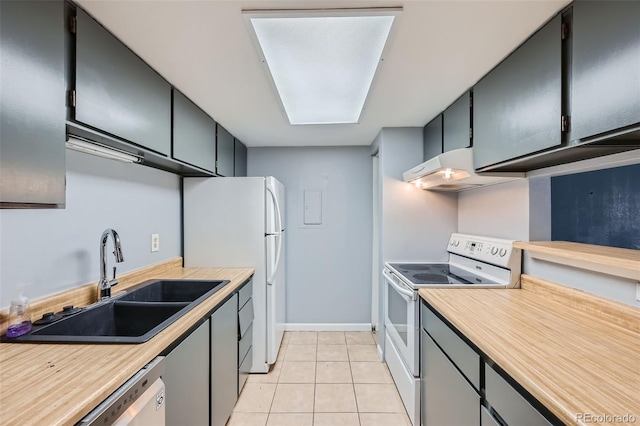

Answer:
[285,323,372,332]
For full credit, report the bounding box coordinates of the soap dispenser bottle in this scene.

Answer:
[7,291,32,338]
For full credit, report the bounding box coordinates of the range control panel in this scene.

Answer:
[447,233,518,268]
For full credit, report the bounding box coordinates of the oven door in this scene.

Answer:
[383,268,419,376]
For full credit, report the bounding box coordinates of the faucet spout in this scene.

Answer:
[99,228,124,301]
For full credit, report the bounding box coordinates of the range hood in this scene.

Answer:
[403,148,524,191]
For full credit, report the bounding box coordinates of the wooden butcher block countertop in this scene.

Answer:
[419,274,640,426]
[0,258,254,426]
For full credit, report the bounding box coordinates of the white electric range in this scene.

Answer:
[382,233,522,426]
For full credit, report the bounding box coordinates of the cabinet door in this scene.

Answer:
[211,294,238,426]
[443,92,472,152]
[216,124,235,177]
[164,320,209,426]
[473,15,562,170]
[0,0,65,207]
[485,364,552,426]
[571,1,640,141]
[75,9,171,155]
[173,90,216,172]
[422,329,480,426]
[423,114,443,161]
[234,139,248,177]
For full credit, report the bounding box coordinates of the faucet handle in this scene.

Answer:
[111,266,119,287]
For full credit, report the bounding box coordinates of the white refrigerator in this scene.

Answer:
[183,176,286,373]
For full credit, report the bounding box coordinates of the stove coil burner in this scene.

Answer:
[397,264,436,271]
[412,273,450,283]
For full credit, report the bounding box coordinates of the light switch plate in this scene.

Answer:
[151,234,160,252]
[636,283,640,302]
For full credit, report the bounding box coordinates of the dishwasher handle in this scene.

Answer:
[77,357,165,425]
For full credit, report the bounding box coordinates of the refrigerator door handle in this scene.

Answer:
[267,185,284,233]
[267,233,283,285]
[266,186,284,285]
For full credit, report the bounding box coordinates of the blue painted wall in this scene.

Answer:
[0,150,182,308]
[247,146,373,325]
[551,164,640,250]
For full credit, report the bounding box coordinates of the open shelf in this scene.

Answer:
[514,241,640,281]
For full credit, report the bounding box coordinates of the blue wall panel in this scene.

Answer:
[551,164,640,250]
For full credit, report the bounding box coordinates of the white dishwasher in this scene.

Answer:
[77,357,166,426]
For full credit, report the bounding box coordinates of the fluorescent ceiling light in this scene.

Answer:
[66,136,142,164]
[245,9,399,125]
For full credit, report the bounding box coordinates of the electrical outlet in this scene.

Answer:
[151,234,160,252]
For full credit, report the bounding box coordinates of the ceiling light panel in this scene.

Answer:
[246,10,398,125]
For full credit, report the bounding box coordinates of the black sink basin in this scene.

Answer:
[120,279,227,303]
[28,301,187,342]
[2,279,229,343]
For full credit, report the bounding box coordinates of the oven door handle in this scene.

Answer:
[383,269,417,301]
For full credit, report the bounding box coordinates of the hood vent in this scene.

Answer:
[403,148,524,192]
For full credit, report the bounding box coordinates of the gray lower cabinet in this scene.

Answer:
[485,363,552,426]
[0,0,66,207]
[571,1,640,142]
[421,329,480,426]
[163,320,210,426]
[211,294,239,426]
[422,305,479,390]
[234,139,248,177]
[473,15,562,171]
[423,114,443,161]
[216,124,235,177]
[443,91,472,153]
[172,89,217,172]
[75,8,171,156]
[238,280,254,393]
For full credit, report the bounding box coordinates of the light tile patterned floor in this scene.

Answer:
[228,332,410,426]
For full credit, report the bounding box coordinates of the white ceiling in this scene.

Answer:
[76,0,571,147]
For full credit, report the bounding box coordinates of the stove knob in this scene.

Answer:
[454,240,460,247]
[491,247,498,255]
[449,240,454,246]
[499,248,507,257]
[42,312,55,319]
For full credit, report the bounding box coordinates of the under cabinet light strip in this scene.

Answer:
[66,136,143,164]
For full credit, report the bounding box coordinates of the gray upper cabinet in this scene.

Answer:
[216,124,235,177]
[75,9,171,156]
[571,1,640,142]
[234,139,248,177]
[0,1,65,207]
[172,90,216,173]
[423,114,443,161]
[443,91,472,152]
[473,15,562,171]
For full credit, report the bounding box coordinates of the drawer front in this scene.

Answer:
[239,323,253,362]
[422,330,480,426]
[238,347,252,394]
[485,364,552,426]
[422,303,480,389]
[239,298,254,338]
[239,280,253,310]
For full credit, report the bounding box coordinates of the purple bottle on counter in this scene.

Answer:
[6,291,32,338]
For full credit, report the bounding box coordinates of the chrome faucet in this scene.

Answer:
[98,228,124,301]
